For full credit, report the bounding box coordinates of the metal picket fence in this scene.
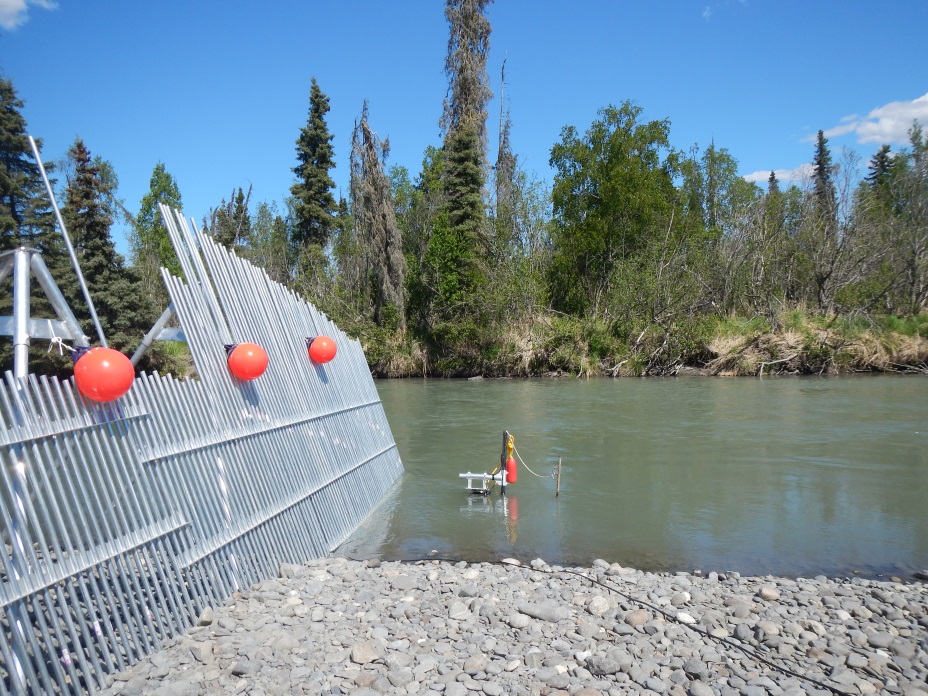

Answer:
[0,207,404,694]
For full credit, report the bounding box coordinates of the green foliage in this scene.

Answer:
[244,201,291,285]
[708,314,771,337]
[132,162,182,313]
[134,162,182,275]
[548,101,677,317]
[876,314,928,337]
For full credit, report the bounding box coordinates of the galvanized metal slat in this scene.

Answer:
[1,208,402,694]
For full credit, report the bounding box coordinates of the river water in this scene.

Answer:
[339,376,928,579]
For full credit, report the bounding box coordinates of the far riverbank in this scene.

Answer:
[362,316,928,378]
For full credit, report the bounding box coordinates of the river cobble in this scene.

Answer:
[98,556,928,696]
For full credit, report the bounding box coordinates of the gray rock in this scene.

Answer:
[682,657,705,678]
[459,583,480,597]
[733,623,754,643]
[449,601,472,620]
[230,658,261,675]
[196,607,214,626]
[758,586,780,601]
[279,563,305,579]
[688,682,716,696]
[867,632,895,649]
[464,654,488,674]
[387,669,414,687]
[645,676,668,693]
[516,601,568,623]
[524,651,544,669]
[392,574,417,591]
[624,608,650,627]
[588,595,611,616]
[350,641,382,665]
[586,656,620,676]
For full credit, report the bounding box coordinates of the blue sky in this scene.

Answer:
[3,0,927,252]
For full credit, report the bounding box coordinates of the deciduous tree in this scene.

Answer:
[131,163,183,311]
[548,102,677,318]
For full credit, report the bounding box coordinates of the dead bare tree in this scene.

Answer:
[350,102,407,330]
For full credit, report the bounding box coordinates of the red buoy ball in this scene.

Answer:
[227,342,268,380]
[308,336,337,364]
[74,347,135,402]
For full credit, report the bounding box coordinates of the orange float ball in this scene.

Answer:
[74,347,135,402]
[308,336,337,364]
[227,342,268,380]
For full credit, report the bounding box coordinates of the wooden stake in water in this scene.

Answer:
[556,458,562,497]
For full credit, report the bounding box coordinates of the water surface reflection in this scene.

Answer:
[339,376,928,578]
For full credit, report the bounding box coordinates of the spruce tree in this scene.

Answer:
[0,78,71,375]
[767,171,779,196]
[432,0,493,321]
[62,139,157,354]
[865,144,895,210]
[812,130,837,221]
[0,77,54,251]
[291,77,337,249]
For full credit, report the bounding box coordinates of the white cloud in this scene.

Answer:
[0,0,56,31]
[743,164,814,185]
[821,92,928,146]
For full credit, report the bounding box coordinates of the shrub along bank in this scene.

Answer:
[358,311,928,378]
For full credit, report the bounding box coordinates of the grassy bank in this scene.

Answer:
[359,311,928,378]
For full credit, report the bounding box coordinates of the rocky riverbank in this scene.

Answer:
[99,557,928,696]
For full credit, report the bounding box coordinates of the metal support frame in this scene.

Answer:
[0,248,90,379]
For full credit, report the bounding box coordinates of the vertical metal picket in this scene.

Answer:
[0,207,403,693]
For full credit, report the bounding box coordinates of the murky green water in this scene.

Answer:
[339,376,928,578]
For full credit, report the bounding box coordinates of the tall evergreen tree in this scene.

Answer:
[291,77,337,249]
[62,139,157,354]
[0,78,76,375]
[131,163,183,311]
[349,102,406,330]
[430,0,493,321]
[767,171,780,196]
[864,144,895,211]
[0,77,54,251]
[331,194,365,316]
[812,130,837,221]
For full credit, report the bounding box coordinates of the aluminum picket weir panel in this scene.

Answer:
[0,207,404,694]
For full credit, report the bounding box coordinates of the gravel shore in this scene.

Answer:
[99,556,928,696]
